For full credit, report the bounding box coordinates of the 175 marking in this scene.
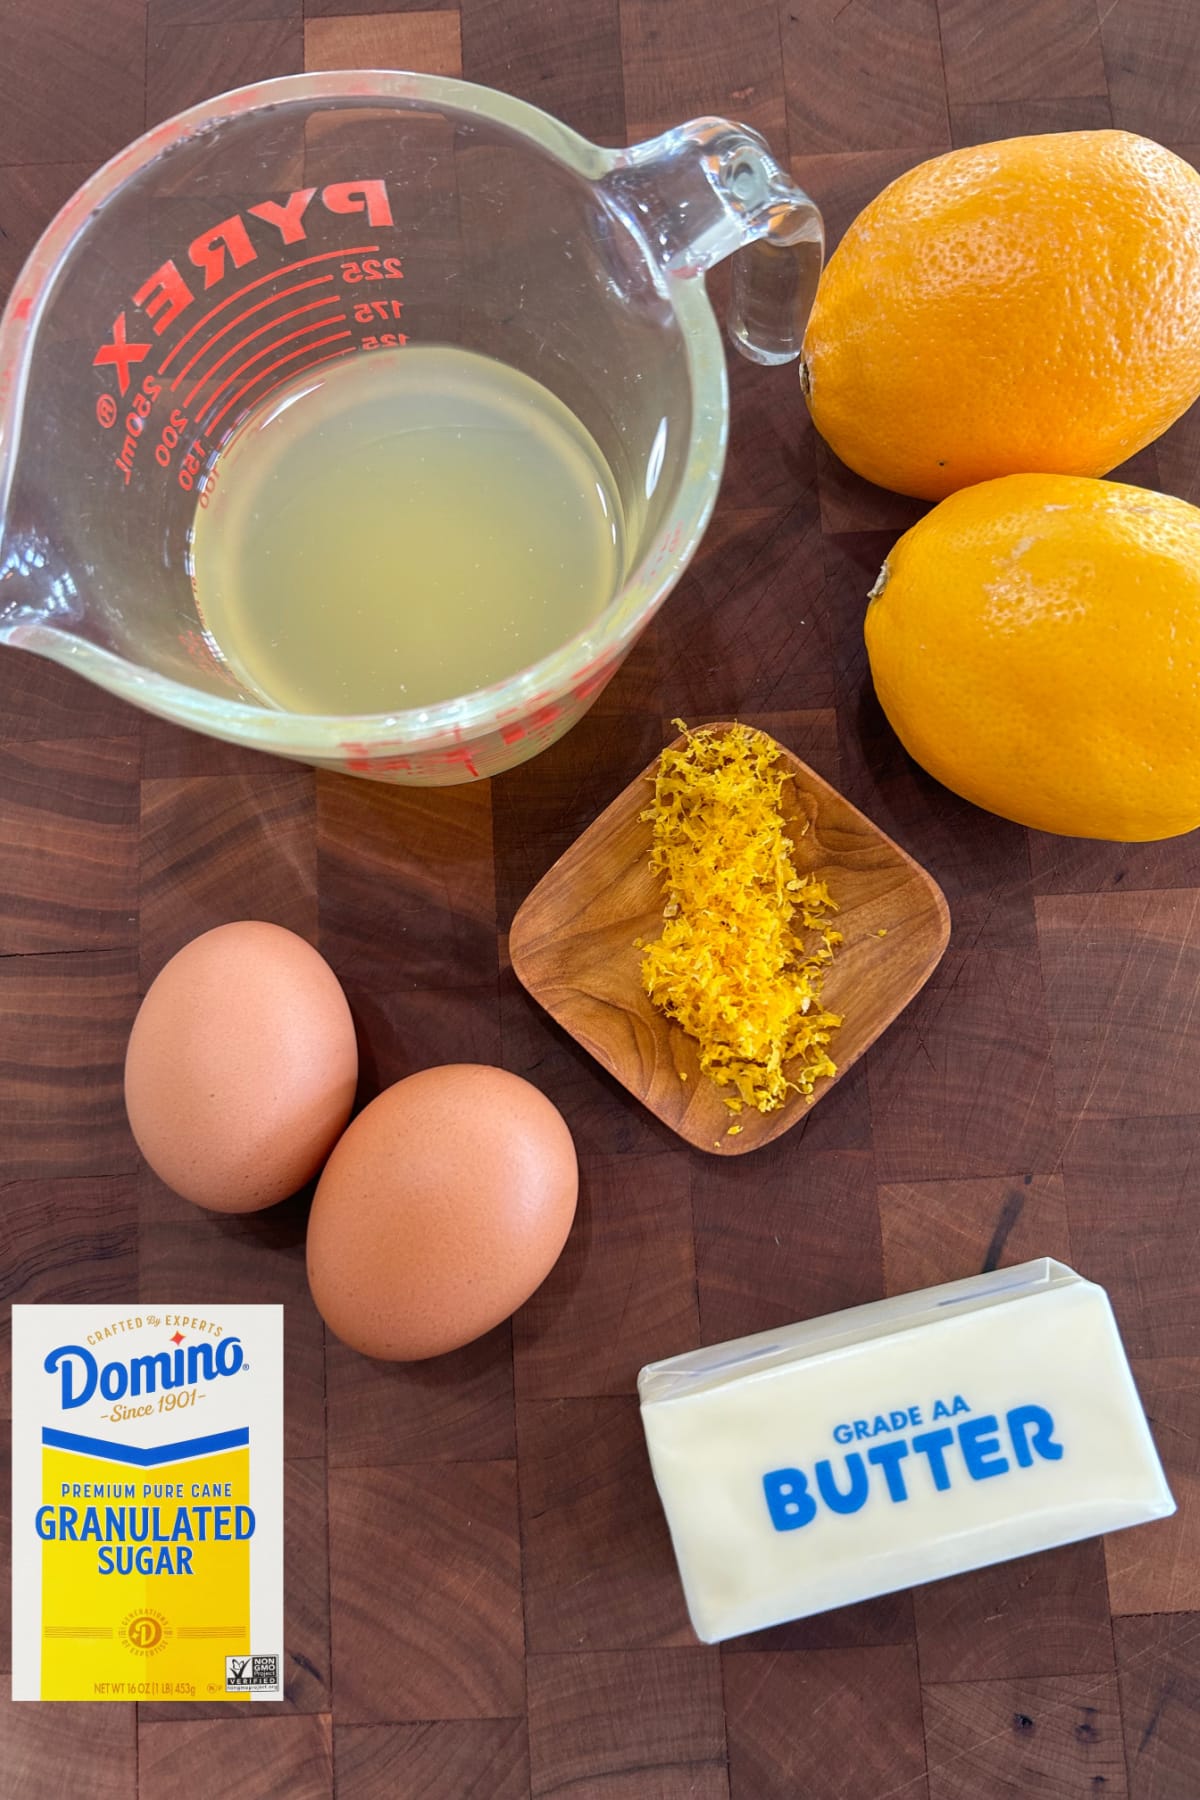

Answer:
[353,296,406,349]
[353,300,404,322]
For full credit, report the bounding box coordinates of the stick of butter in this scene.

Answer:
[638,1259,1173,1643]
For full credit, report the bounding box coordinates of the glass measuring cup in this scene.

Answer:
[0,73,822,784]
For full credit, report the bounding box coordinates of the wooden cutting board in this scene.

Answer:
[3,4,1198,1796]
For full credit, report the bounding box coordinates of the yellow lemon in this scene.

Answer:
[802,132,1200,500]
[864,474,1200,841]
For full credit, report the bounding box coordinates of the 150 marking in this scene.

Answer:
[178,437,209,493]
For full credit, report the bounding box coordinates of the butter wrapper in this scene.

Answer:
[11,1304,283,1701]
[638,1259,1173,1643]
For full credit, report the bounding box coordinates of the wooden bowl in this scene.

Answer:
[509,723,951,1155]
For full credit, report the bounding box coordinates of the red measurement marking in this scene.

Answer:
[572,667,611,704]
[171,276,333,391]
[204,332,354,435]
[158,246,377,374]
[340,742,413,775]
[207,346,357,451]
[199,318,349,428]
[441,746,481,778]
[182,297,342,409]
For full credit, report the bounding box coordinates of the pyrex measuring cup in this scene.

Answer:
[0,73,822,784]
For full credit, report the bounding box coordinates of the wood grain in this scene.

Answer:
[148,0,300,23]
[937,0,1107,107]
[1062,1116,1200,1362]
[512,1150,700,1398]
[316,774,495,989]
[0,654,140,747]
[2,0,1200,1790]
[327,1462,523,1720]
[620,0,786,147]
[0,166,102,297]
[922,1674,1126,1799]
[137,1198,327,1462]
[138,1716,334,1799]
[497,954,675,1172]
[693,1140,881,1340]
[783,0,950,153]
[334,1718,529,1799]
[324,1321,516,1465]
[0,1697,137,1798]
[518,1397,697,1651]
[720,1583,915,1655]
[0,0,145,166]
[305,10,463,76]
[509,723,950,1155]
[139,772,318,986]
[305,0,460,17]
[1099,0,1200,141]
[644,509,832,718]
[1106,1360,1200,1617]
[866,931,1064,1184]
[1037,890,1200,1117]
[146,19,303,127]
[1029,820,1200,899]
[0,950,139,1179]
[1114,1613,1200,1800]
[878,1172,1073,1297]
[463,0,625,145]
[715,356,820,518]
[723,1645,928,1800]
[912,1540,1116,1683]
[491,708,666,929]
[0,739,137,954]
[526,1648,727,1799]
[0,1176,139,1420]
[949,92,1114,146]
[814,431,930,535]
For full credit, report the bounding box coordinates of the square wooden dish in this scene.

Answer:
[509,723,951,1155]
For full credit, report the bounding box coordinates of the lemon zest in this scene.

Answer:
[637,721,843,1114]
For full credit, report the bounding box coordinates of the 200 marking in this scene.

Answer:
[154,408,189,468]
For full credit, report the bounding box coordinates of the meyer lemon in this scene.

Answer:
[803,132,1200,500]
[864,474,1200,841]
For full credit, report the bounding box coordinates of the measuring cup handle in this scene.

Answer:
[600,120,824,366]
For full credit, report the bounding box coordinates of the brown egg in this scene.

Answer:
[124,921,357,1212]
[306,1064,578,1360]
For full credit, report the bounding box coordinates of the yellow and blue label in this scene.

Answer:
[11,1306,282,1701]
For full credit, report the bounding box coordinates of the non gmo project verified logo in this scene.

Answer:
[226,1654,280,1692]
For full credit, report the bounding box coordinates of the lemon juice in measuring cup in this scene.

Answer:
[0,74,824,778]
[188,345,626,714]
